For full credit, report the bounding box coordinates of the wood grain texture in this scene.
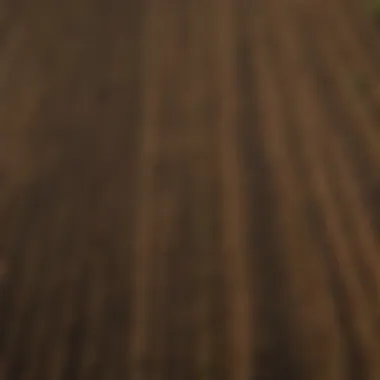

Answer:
[1,0,380,379]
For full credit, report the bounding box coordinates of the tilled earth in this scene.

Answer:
[1,0,380,379]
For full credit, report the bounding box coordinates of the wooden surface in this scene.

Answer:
[1,0,380,379]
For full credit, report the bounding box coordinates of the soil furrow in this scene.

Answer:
[161,5,198,378]
[290,4,380,188]
[293,2,380,337]
[209,1,252,379]
[267,1,380,378]
[292,3,380,242]
[320,0,380,120]
[183,2,218,378]
[254,4,346,379]
[128,2,175,378]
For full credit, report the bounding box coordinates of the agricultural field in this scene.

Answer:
[1,0,380,379]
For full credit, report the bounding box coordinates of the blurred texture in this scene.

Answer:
[1,0,380,379]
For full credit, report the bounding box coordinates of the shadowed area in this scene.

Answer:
[1,0,380,379]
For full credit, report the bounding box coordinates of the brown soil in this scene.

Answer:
[1,0,380,379]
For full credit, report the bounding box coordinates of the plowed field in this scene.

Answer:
[1,0,380,379]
